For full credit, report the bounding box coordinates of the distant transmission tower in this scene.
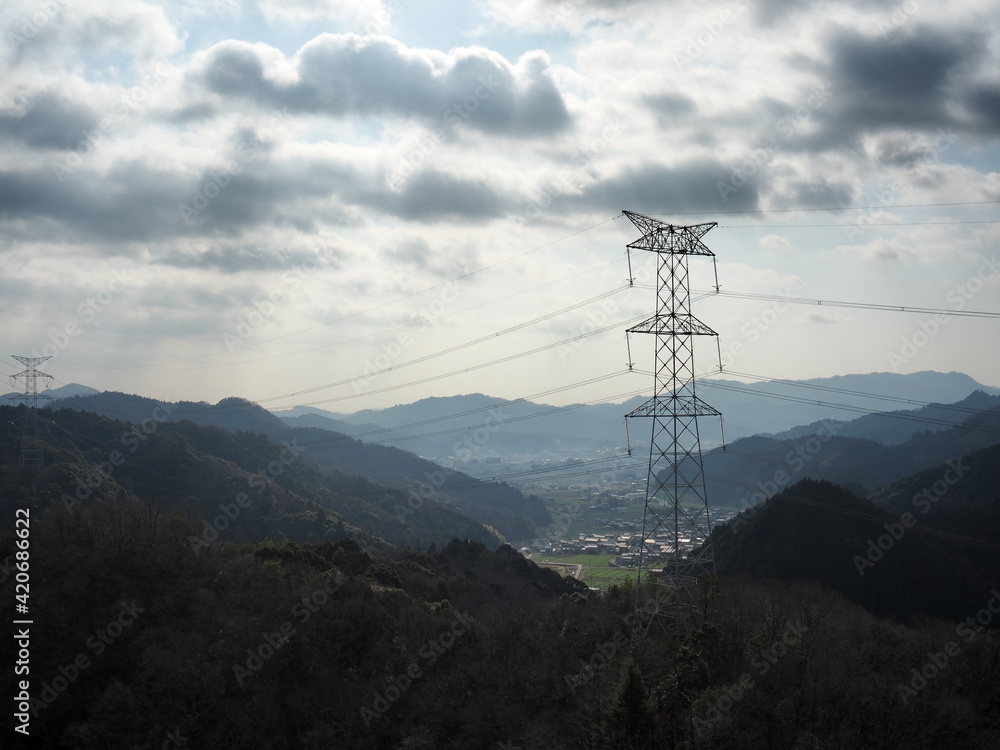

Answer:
[9,355,53,468]
[622,210,723,632]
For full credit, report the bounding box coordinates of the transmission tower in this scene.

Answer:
[622,210,722,632]
[9,355,53,468]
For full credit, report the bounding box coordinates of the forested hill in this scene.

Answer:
[5,503,1000,748]
[6,407,1000,746]
[0,405,502,552]
[704,401,1000,507]
[54,392,548,545]
[712,447,1000,623]
[765,390,1000,445]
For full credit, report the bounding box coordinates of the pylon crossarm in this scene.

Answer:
[625,396,722,419]
[627,314,717,337]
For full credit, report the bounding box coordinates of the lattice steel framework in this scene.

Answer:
[622,211,722,628]
[9,355,53,468]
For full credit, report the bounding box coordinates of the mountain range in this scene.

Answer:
[275,370,1000,462]
[4,371,1000,748]
[32,391,548,545]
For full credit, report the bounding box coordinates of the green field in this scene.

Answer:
[535,553,636,590]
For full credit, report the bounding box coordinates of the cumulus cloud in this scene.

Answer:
[0,91,100,150]
[802,25,991,150]
[4,0,182,68]
[187,35,571,137]
[570,159,763,215]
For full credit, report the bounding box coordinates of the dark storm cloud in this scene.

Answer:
[0,161,224,244]
[566,159,762,215]
[0,140,513,251]
[0,92,99,150]
[798,26,990,153]
[361,169,514,222]
[190,35,571,137]
[0,158,322,247]
[379,235,479,278]
[965,84,1000,135]
[776,178,856,210]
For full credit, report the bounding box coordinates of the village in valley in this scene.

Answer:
[516,481,742,588]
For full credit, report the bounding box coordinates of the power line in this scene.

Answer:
[63,256,629,374]
[692,380,1000,436]
[723,219,1000,229]
[706,470,1000,553]
[694,289,1000,320]
[69,215,622,372]
[293,383,645,452]
[711,369,1000,418]
[255,297,646,406]
[650,199,1000,216]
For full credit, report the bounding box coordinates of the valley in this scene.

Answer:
[3,371,1000,748]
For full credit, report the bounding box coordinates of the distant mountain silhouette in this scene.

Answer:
[0,381,98,405]
[55,391,548,544]
[764,390,1000,445]
[704,402,1000,508]
[282,371,999,461]
[0,404,502,551]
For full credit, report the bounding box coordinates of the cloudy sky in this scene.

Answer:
[2,0,999,413]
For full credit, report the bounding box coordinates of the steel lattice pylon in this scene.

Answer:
[622,210,722,631]
[9,355,53,468]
